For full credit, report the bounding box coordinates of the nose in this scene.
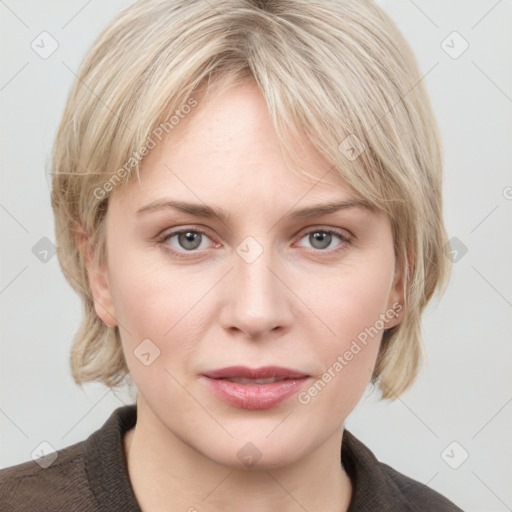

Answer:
[219,241,294,340]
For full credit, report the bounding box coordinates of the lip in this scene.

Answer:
[202,365,308,380]
[201,366,310,410]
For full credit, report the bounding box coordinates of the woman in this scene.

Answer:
[0,0,463,510]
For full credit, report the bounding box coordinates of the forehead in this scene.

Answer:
[125,80,353,203]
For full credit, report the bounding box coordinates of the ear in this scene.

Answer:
[385,248,414,329]
[75,223,118,327]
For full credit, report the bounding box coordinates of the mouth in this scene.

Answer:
[200,366,311,410]
[220,376,294,384]
[202,365,309,380]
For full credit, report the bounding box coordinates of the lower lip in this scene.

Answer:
[201,376,310,410]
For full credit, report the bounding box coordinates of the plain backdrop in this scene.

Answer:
[1,1,511,510]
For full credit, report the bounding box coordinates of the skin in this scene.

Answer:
[85,79,405,512]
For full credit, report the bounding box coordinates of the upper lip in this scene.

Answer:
[202,366,309,379]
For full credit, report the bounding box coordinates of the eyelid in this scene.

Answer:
[295,225,353,243]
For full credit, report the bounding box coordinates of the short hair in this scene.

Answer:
[51,0,451,399]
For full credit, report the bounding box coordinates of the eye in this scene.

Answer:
[296,228,351,253]
[158,226,352,259]
[160,227,214,257]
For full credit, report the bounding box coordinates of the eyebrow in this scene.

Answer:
[136,198,371,223]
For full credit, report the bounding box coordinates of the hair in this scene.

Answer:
[51,0,451,399]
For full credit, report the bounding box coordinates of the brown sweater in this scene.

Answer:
[0,404,463,511]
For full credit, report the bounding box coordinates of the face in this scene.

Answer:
[88,80,405,469]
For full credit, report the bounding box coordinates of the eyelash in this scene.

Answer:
[157,226,353,259]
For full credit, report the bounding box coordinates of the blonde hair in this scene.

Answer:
[51,0,451,399]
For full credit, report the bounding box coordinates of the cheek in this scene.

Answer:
[105,241,176,348]
[110,266,166,333]
[303,255,394,340]
[107,260,192,411]
[298,259,395,409]
[105,243,212,380]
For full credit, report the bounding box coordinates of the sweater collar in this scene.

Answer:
[84,404,140,511]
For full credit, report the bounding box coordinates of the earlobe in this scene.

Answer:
[75,223,118,327]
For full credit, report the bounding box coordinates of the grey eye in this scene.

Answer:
[308,231,333,250]
[177,231,203,250]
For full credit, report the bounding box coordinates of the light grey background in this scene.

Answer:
[1,1,511,510]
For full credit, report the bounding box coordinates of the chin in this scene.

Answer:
[196,427,311,472]
[212,446,302,472]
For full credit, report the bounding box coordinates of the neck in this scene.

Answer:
[124,400,352,512]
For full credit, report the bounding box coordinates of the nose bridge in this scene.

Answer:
[223,235,292,337]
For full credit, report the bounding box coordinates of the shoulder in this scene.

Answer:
[377,459,463,511]
[0,405,138,512]
[0,440,97,512]
[342,430,463,511]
